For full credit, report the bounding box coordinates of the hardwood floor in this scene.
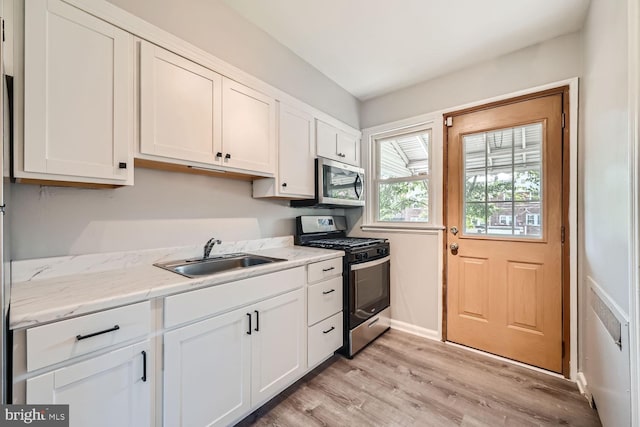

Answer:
[238,330,601,427]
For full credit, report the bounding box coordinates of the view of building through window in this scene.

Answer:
[462,122,543,238]
[375,129,431,222]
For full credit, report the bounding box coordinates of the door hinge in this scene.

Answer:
[0,204,6,215]
[561,226,565,243]
[562,341,565,358]
[2,20,5,43]
[561,113,566,129]
[445,117,453,127]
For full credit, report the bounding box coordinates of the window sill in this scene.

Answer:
[361,224,445,235]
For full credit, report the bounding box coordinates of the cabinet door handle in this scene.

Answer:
[118,162,127,169]
[322,326,335,334]
[216,152,223,158]
[76,325,120,341]
[254,310,260,332]
[281,182,287,187]
[322,289,335,295]
[141,351,147,382]
[322,267,335,272]
[246,313,252,335]
[225,153,231,160]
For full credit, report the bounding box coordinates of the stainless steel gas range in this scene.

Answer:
[295,215,391,357]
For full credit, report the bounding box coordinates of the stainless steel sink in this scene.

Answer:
[154,253,286,278]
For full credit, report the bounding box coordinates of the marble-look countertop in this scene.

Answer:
[10,241,343,330]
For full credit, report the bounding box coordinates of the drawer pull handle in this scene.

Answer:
[322,289,336,295]
[141,351,147,382]
[322,267,335,272]
[246,313,252,335]
[323,326,335,334]
[76,325,120,341]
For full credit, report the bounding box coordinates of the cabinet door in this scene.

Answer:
[251,288,306,406]
[164,306,251,427]
[316,120,338,160]
[24,0,132,182]
[139,41,222,164]
[222,79,276,174]
[337,132,360,166]
[278,103,315,197]
[26,341,151,427]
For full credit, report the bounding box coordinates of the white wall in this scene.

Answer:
[353,32,583,336]
[10,168,339,259]
[580,0,632,424]
[360,32,582,128]
[106,0,360,128]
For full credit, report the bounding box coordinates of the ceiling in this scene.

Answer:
[225,0,590,100]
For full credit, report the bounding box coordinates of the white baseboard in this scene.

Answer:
[576,372,594,407]
[389,319,441,341]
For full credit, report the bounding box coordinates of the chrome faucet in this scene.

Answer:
[203,238,222,259]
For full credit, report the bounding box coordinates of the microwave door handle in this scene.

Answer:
[354,174,362,199]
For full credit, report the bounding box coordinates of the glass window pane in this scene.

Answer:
[378,131,430,179]
[462,123,543,239]
[378,180,429,222]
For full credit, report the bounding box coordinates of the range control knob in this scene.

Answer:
[377,247,388,256]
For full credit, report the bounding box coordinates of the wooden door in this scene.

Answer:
[251,288,306,407]
[27,341,151,427]
[222,78,276,174]
[139,41,222,164]
[24,0,132,182]
[278,103,315,197]
[163,306,251,427]
[446,93,565,373]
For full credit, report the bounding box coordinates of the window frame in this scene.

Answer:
[362,116,443,231]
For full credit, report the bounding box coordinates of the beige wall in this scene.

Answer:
[106,0,360,128]
[360,32,582,128]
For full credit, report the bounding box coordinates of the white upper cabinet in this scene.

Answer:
[20,0,133,185]
[222,78,277,174]
[139,41,222,164]
[253,102,315,199]
[278,104,315,197]
[316,119,360,166]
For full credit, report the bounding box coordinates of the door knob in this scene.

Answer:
[450,243,459,254]
[450,226,458,235]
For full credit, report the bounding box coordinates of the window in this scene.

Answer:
[373,128,431,223]
[526,213,540,226]
[462,122,543,238]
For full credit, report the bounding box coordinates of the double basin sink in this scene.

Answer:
[154,253,286,278]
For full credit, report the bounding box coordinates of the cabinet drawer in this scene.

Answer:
[27,301,150,372]
[307,312,343,368]
[307,258,342,284]
[308,276,343,326]
[165,267,304,328]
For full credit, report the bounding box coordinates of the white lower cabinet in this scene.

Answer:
[163,288,305,427]
[27,340,151,427]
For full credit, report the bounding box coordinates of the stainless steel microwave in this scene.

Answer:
[291,158,365,208]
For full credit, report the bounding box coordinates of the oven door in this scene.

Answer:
[318,158,365,207]
[349,256,390,328]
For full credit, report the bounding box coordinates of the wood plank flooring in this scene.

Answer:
[238,330,600,427]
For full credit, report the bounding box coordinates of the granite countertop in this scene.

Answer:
[10,238,343,330]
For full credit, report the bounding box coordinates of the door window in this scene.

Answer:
[462,123,543,238]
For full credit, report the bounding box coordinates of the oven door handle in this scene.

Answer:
[350,255,390,271]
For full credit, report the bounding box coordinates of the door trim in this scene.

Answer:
[442,84,574,378]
